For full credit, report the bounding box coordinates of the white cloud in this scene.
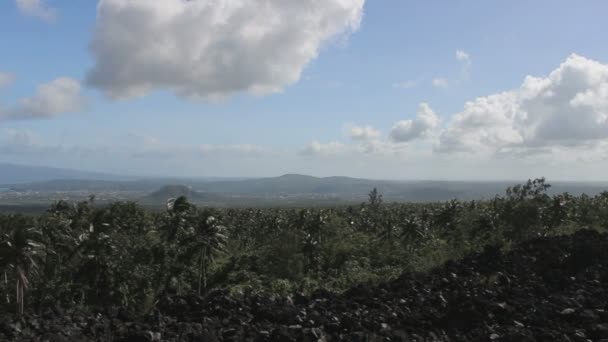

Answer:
[0,129,112,159]
[300,141,348,157]
[348,125,381,141]
[456,50,471,65]
[303,106,441,158]
[0,78,85,120]
[438,54,608,154]
[87,0,365,100]
[0,128,60,156]
[128,133,270,159]
[432,78,449,88]
[0,72,15,87]
[390,103,441,143]
[1,128,40,146]
[431,51,472,89]
[0,130,273,171]
[198,144,268,155]
[15,0,56,21]
[456,49,472,79]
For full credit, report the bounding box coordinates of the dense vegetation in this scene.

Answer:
[0,178,607,318]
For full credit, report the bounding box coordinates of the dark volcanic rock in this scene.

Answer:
[5,229,608,341]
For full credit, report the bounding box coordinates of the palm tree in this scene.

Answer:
[377,208,398,251]
[153,196,197,297]
[185,211,227,295]
[163,196,194,242]
[300,210,327,276]
[0,217,46,315]
[399,215,427,253]
[363,188,384,233]
[69,218,117,306]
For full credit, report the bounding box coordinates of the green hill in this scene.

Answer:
[144,185,219,203]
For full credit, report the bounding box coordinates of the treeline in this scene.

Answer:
[1,178,607,315]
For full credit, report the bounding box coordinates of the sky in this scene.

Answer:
[1,0,608,181]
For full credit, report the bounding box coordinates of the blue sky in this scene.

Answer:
[1,0,608,180]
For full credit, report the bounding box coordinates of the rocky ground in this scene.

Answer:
[3,229,608,341]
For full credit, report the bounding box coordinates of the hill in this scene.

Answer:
[3,169,608,205]
[143,185,221,204]
[193,174,608,200]
[195,174,383,194]
[0,163,128,185]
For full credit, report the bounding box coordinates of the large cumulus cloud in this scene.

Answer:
[87,0,365,100]
[438,54,608,154]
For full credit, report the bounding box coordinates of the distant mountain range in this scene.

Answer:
[0,163,245,188]
[2,163,608,205]
[0,163,130,184]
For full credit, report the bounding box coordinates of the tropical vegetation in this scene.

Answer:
[0,178,607,316]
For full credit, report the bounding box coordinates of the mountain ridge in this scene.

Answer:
[3,163,608,205]
[0,163,130,184]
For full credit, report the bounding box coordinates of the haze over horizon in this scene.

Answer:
[3,162,608,185]
[2,1,608,180]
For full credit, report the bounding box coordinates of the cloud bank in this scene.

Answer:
[300,54,608,170]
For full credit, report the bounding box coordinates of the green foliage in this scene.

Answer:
[0,215,45,314]
[1,179,607,314]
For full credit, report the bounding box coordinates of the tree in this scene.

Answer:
[399,215,427,253]
[502,178,552,241]
[358,188,384,233]
[506,178,551,201]
[299,210,327,275]
[0,216,46,315]
[368,188,383,208]
[377,208,397,248]
[68,207,120,307]
[185,210,227,295]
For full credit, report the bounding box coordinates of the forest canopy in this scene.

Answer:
[1,178,607,316]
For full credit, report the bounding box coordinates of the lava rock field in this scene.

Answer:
[3,229,608,341]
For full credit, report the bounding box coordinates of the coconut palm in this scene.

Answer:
[399,215,428,253]
[300,210,328,275]
[0,217,46,315]
[183,211,227,295]
[152,196,198,297]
